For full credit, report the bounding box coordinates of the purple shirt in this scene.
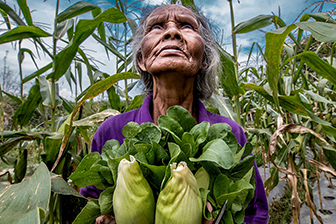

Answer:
[80,94,269,223]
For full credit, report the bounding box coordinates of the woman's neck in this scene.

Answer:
[151,74,197,125]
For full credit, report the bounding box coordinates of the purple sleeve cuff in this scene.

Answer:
[80,185,103,199]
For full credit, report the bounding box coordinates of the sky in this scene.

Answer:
[0,0,334,100]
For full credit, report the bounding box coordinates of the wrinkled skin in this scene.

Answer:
[138,5,204,78]
[95,4,215,224]
[138,4,205,125]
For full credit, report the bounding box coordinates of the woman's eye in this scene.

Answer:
[150,24,163,30]
[182,23,193,30]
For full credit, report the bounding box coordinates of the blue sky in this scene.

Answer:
[0,0,334,99]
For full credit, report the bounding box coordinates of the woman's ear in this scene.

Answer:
[137,53,147,72]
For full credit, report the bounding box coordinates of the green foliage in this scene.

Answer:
[0,163,51,224]
[0,26,51,44]
[48,7,127,82]
[233,15,274,34]
[70,106,255,223]
[2,0,336,222]
[268,184,293,224]
[239,7,336,223]
[56,1,98,23]
[0,0,140,222]
[12,82,42,127]
[14,148,27,183]
[73,199,101,224]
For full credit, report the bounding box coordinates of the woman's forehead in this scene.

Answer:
[146,5,198,23]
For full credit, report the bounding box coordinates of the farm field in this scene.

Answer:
[1,0,336,223]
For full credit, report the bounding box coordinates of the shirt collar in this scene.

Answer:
[137,93,154,124]
[138,93,208,125]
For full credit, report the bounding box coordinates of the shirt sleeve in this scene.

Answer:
[232,124,269,223]
[244,162,269,224]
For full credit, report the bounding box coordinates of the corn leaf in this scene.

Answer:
[0,26,51,45]
[0,163,51,224]
[0,1,25,26]
[13,83,42,127]
[56,20,74,39]
[296,21,336,43]
[50,173,86,198]
[48,7,127,82]
[233,15,274,34]
[92,33,125,61]
[207,94,237,122]
[264,167,279,196]
[219,45,244,99]
[1,90,22,104]
[0,8,11,30]
[265,24,296,112]
[181,0,196,10]
[17,0,33,26]
[73,109,120,127]
[22,62,52,84]
[14,148,27,183]
[297,51,336,86]
[56,1,98,23]
[300,13,336,23]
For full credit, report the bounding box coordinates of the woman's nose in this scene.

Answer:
[163,24,182,40]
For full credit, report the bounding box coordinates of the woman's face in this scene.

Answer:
[138,5,205,77]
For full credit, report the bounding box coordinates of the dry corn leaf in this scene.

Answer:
[287,154,302,224]
[302,169,323,224]
[309,159,336,177]
[268,124,330,176]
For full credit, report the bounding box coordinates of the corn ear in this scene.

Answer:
[155,161,202,224]
[113,155,155,224]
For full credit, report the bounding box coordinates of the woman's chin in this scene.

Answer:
[149,60,199,77]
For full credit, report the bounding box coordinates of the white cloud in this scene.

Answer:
[196,0,307,56]
[59,87,76,101]
[143,0,168,5]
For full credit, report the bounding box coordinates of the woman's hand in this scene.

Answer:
[202,202,215,224]
[87,197,115,224]
[95,213,115,224]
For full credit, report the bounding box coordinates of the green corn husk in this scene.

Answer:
[155,161,202,224]
[195,167,210,190]
[113,155,155,224]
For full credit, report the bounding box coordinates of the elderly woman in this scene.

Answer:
[81,4,269,224]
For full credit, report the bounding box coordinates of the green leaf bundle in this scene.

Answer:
[70,105,255,224]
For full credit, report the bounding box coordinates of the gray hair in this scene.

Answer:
[132,4,220,100]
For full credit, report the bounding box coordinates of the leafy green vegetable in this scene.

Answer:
[190,139,235,169]
[69,105,256,223]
